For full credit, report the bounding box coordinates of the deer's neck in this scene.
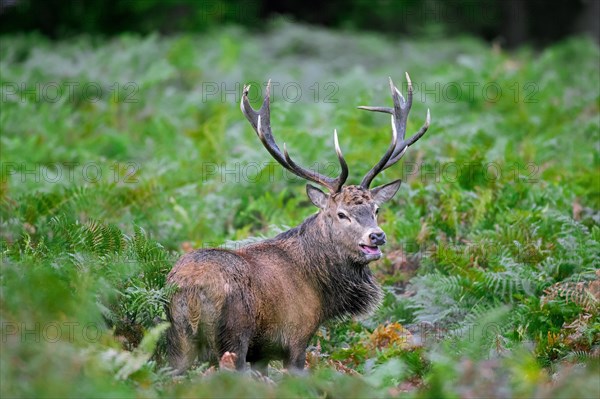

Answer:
[273,213,383,321]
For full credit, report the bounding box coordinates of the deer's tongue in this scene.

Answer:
[360,244,380,255]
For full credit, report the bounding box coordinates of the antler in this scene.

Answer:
[241,80,348,193]
[358,73,430,189]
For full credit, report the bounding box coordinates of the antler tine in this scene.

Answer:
[333,129,349,190]
[241,80,348,193]
[282,129,348,192]
[383,108,430,169]
[241,81,287,166]
[359,114,398,189]
[358,73,431,188]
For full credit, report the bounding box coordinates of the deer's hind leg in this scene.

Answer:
[166,291,201,374]
[166,323,198,374]
[216,294,257,371]
[216,323,251,371]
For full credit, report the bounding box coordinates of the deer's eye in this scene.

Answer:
[337,212,349,220]
[375,208,380,215]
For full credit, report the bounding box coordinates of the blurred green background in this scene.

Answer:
[1,0,599,47]
[1,1,599,398]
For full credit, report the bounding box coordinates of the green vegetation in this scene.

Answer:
[1,20,599,398]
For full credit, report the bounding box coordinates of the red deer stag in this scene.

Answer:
[166,74,430,374]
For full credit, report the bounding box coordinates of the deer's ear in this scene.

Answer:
[371,179,402,205]
[306,184,329,209]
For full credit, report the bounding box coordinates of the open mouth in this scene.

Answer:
[359,244,381,256]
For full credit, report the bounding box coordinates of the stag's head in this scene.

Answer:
[305,183,400,262]
[241,74,430,263]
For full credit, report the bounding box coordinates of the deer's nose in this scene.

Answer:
[369,231,386,246]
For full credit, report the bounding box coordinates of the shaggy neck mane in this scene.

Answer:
[270,212,382,321]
